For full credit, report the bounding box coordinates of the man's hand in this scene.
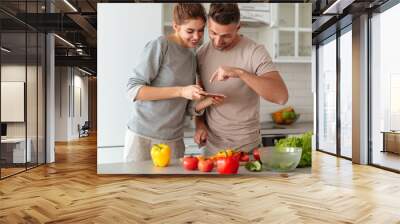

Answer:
[194,126,208,146]
[211,96,224,106]
[194,95,225,112]
[209,66,244,83]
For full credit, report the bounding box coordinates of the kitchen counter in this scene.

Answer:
[184,121,313,137]
[260,121,313,135]
[98,159,310,176]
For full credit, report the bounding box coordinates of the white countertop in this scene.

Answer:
[260,121,313,135]
[97,159,310,176]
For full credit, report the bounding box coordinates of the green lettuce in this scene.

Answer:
[275,132,312,168]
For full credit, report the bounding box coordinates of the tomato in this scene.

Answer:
[217,156,239,174]
[240,153,250,162]
[253,148,260,161]
[198,159,214,172]
[183,156,198,171]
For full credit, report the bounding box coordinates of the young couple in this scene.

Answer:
[124,3,289,162]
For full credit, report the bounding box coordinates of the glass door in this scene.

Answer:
[317,36,337,155]
[339,28,352,159]
[0,1,47,179]
[370,3,400,171]
[1,30,28,178]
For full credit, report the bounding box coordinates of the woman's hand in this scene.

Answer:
[180,85,206,100]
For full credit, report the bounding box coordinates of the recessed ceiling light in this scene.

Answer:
[1,47,11,53]
[323,0,354,15]
[77,67,93,76]
[63,0,78,12]
[54,34,75,48]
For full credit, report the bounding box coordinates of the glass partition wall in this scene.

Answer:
[316,26,353,159]
[317,35,337,155]
[0,2,46,179]
[316,0,400,172]
[339,27,352,159]
[370,2,400,171]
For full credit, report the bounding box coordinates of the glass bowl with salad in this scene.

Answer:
[259,146,302,172]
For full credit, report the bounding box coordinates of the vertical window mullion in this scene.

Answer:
[316,45,319,151]
[36,0,39,167]
[336,27,341,157]
[25,0,28,171]
[0,26,2,179]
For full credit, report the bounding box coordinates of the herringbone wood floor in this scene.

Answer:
[1,134,400,224]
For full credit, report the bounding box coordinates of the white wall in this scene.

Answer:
[1,65,41,137]
[54,67,89,141]
[72,72,89,138]
[55,67,68,141]
[1,64,46,163]
[260,63,313,122]
[97,3,162,164]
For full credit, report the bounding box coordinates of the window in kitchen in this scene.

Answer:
[370,2,400,171]
[317,35,337,155]
[339,27,352,159]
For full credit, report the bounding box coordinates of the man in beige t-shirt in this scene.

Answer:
[195,3,289,155]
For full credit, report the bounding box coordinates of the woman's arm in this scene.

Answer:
[135,85,206,101]
[135,86,181,100]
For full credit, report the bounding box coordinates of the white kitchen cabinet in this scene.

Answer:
[239,3,271,27]
[271,3,312,63]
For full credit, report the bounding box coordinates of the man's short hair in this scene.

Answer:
[208,3,240,25]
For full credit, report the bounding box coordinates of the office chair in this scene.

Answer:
[79,121,90,138]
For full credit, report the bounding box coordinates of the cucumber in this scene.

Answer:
[245,160,262,172]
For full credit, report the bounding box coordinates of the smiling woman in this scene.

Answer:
[121,3,223,164]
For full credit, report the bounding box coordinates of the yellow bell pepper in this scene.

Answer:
[150,144,171,167]
[225,149,235,157]
[215,149,235,158]
[216,150,226,158]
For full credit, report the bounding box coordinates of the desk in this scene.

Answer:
[1,138,31,163]
[381,131,400,154]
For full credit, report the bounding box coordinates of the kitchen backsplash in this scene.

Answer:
[260,63,313,123]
